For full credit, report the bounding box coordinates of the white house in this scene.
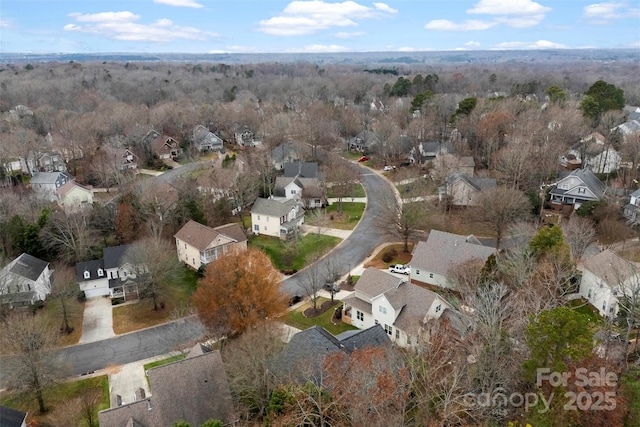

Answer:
[549,169,606,210]
[30,171,74,202]
[569,134,621,174]
[76,245,148,299]
[624,189,640,226]
[174,220,247,270]
[342,268,450,348]
[0,253,52,307]
[410,230,497,289]
[272,162,325,209]
[579,249,640,318]
[56,180,93,211]
[250,198,304,240]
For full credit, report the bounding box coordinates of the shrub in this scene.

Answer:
[77,290,87,303]
[111,297,125,306]
[381,248,398,263]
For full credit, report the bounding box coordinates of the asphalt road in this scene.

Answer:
[281,160,395,296]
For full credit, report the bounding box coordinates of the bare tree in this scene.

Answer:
[324,158,360,213]
[562,215,596,262]
[479,187,531,249]
[40,210,98,263]
[51,264,79,334]
[300,256,324,312]
[376,191,423,253]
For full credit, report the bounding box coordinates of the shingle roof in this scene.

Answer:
[0,405,28,427]
[75,259,105,282]
[338,324,390,352]
[30,171,72,185]
[550,169,606,198]
[9,253,49,281]
[387,282,440,332]
[631,189,640,198]
[251,197,300,217]
[355,268,404,298]
[174,220,246,252]
[410,230,497,277]
[582,249,639,286]
[103,245,134,269]
[150,134,178,155]
[446,173,496,191]
[57,180,91,197]
[284,162,318,179]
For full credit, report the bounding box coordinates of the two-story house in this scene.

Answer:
[341,268,450,348]
[56,180,93,211]
[410,230,497,289]
[30,171,74,202]
[579,249,640,318]
[568,134,621,174]
[76,245,147,299]
[250,198,304,240]
[439,173,496,207]
[271,141,302,171]
[193,125,224,152]
[151,134,181,159]
[549,168,606,210]
[273,162,326,208]
[0,253,53,307]
[624,189,640,226]
[174,220,247,270]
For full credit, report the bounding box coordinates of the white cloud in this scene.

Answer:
[425,19,496,31]
[334,31,366,39]
[467,0,551,16]
[465,41,481,47]
[258,1,396,36]
[288,44,351,52]
[64,11,218,42]
[154,0,204,8]
[397,46,416,52]
[492,39,567,49]
[494,14,545,27]
[0,19,11,28]
[583,2,626,20]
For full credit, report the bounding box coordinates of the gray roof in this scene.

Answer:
[99,350,233,427]
[446,173,496,191]
[410,230,497,277]
[251,197,301,217]
[103,245,134,269]
[284,162,318,179]
[386,282,440,332]
[30,171,73,185]
[75,259,105,282]
[9,253,49,281]
[355,268,404,298]
[271,142,300,162]
[582,249,639,285]
[0,405,28,427]
[631,189,640,198]
[550,168,606,198]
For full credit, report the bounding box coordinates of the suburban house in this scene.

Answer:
[76,245,148,299]
[549,168,607,210]
[174,220,247,270]
[192,125,223,152]
[624,189,640,225]
[151,134,181,159]
[370,98,385,112]
[613,106,640,136]
[271,141,302,171]
[431,154,475,179]
[341,268,451,348]
[30,150,67,174]
[568,134,621,174]
[410,141,455,165]
[349,130,379,153]
[410,230,497,289]
[579,249,640,318]
[234,127,255,147]
[251,198,305,240]
[111,147,139,170]
[0,406,27,427]
[29,171,74,202]
[270,324,391,382]
[439,173,496,207]
[273,162,326,209]
[0,253,52,307]
[56,180,93,211]
[99,347,234,427]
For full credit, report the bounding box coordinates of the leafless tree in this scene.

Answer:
[562,215,596,262]
[324,158,360,213]
[299,256,324,312]
[51,264,79,334]
[40,209,98,263]
[479,187,531,249]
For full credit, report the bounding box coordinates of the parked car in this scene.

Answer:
[324,282,340,293]
[383,165,396,171]
[389,264,410,274]
[357,156,369,162]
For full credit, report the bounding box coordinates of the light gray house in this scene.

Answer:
[439,173,496,207]
[549,169,606,210]
[624,189,640,225]
[30,171,74,202]
[0,253,52,307]
[250,198,304,240]
[193,125,223,152]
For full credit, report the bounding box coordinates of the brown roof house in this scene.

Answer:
[174,220,247,270]
[151,134,181,159]
[438,173,496,207]
[341,268,451,348]
[410,230,497,290]
[98,347,234,427]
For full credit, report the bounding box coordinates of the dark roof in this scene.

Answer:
[0,405,28,427]
[9,253,49,281]
[283,162,318,179]
[75,259,105,282]
[174,220,246,251]
[338,324,390,352]
[103,245,134,269]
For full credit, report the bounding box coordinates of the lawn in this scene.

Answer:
[306,202,365,230]
[40,293,85,346]
[285,297,358,335]
[364,243,414,269]
[0,375,109,425]
[112,266,199,334]
[326,182,366,198]
[249,234,341,272]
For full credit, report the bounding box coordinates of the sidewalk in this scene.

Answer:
[299,225,353,239]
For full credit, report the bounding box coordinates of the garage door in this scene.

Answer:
[84,287,110,298]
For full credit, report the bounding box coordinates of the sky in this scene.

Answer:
[1,0,639,53]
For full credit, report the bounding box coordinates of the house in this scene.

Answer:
[270,324,391,382]
[56,180,93,211]
[579,249,640,318]
[174,220,247,270]
[271,141,302,170]
[431,154,475,179]
[410,141,455,165]
[273,162,326,208]
[349,130,379,153]
[112,148,139,170]
[439,173,496,207]
[410,230,497,289]
[250,198,304,240]
[624,189,640,225]
[568,134,621,174]
[234,127,255,147]
[193,125,223,152]
[370,98,385,112]
[32,150,66,173]
[549,168,607,210]
[0,406,27,427]
[29,171,74,202]
[151,134,181,159]
[341,268,451,347]
[0,253,52,307]
[99,348,234,427]
[76,245,147,299]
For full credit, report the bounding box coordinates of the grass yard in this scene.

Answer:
[249,234,342,272]
[321,202,365,229]
[285,297,358,335]
[326,182,366,198]
[112,266,199,334]
[364,243,414,269]
[0,375,109,426]
[40,294,85,346]
[143,354,186,372]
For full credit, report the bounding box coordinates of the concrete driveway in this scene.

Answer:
[79,297,115,344]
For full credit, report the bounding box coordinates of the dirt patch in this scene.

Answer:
[303,299,339,318]
[364,243,413,269]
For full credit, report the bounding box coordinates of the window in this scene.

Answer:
[254,224,259,232]
[415,269,420,275]
[384,324,393,335]
[84,271,90,279]
[193,258,195,265]
[257,215,261,220]
[264,226,267,231]
[429,273,434,279]
[356,310,364,321]
[184,243,187,249]
[379,306,387,315]
[396,329,400,339]
[375,319,379,325]
[266,217,269,222]
[435,304,442,313]
[588,289,592,298]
